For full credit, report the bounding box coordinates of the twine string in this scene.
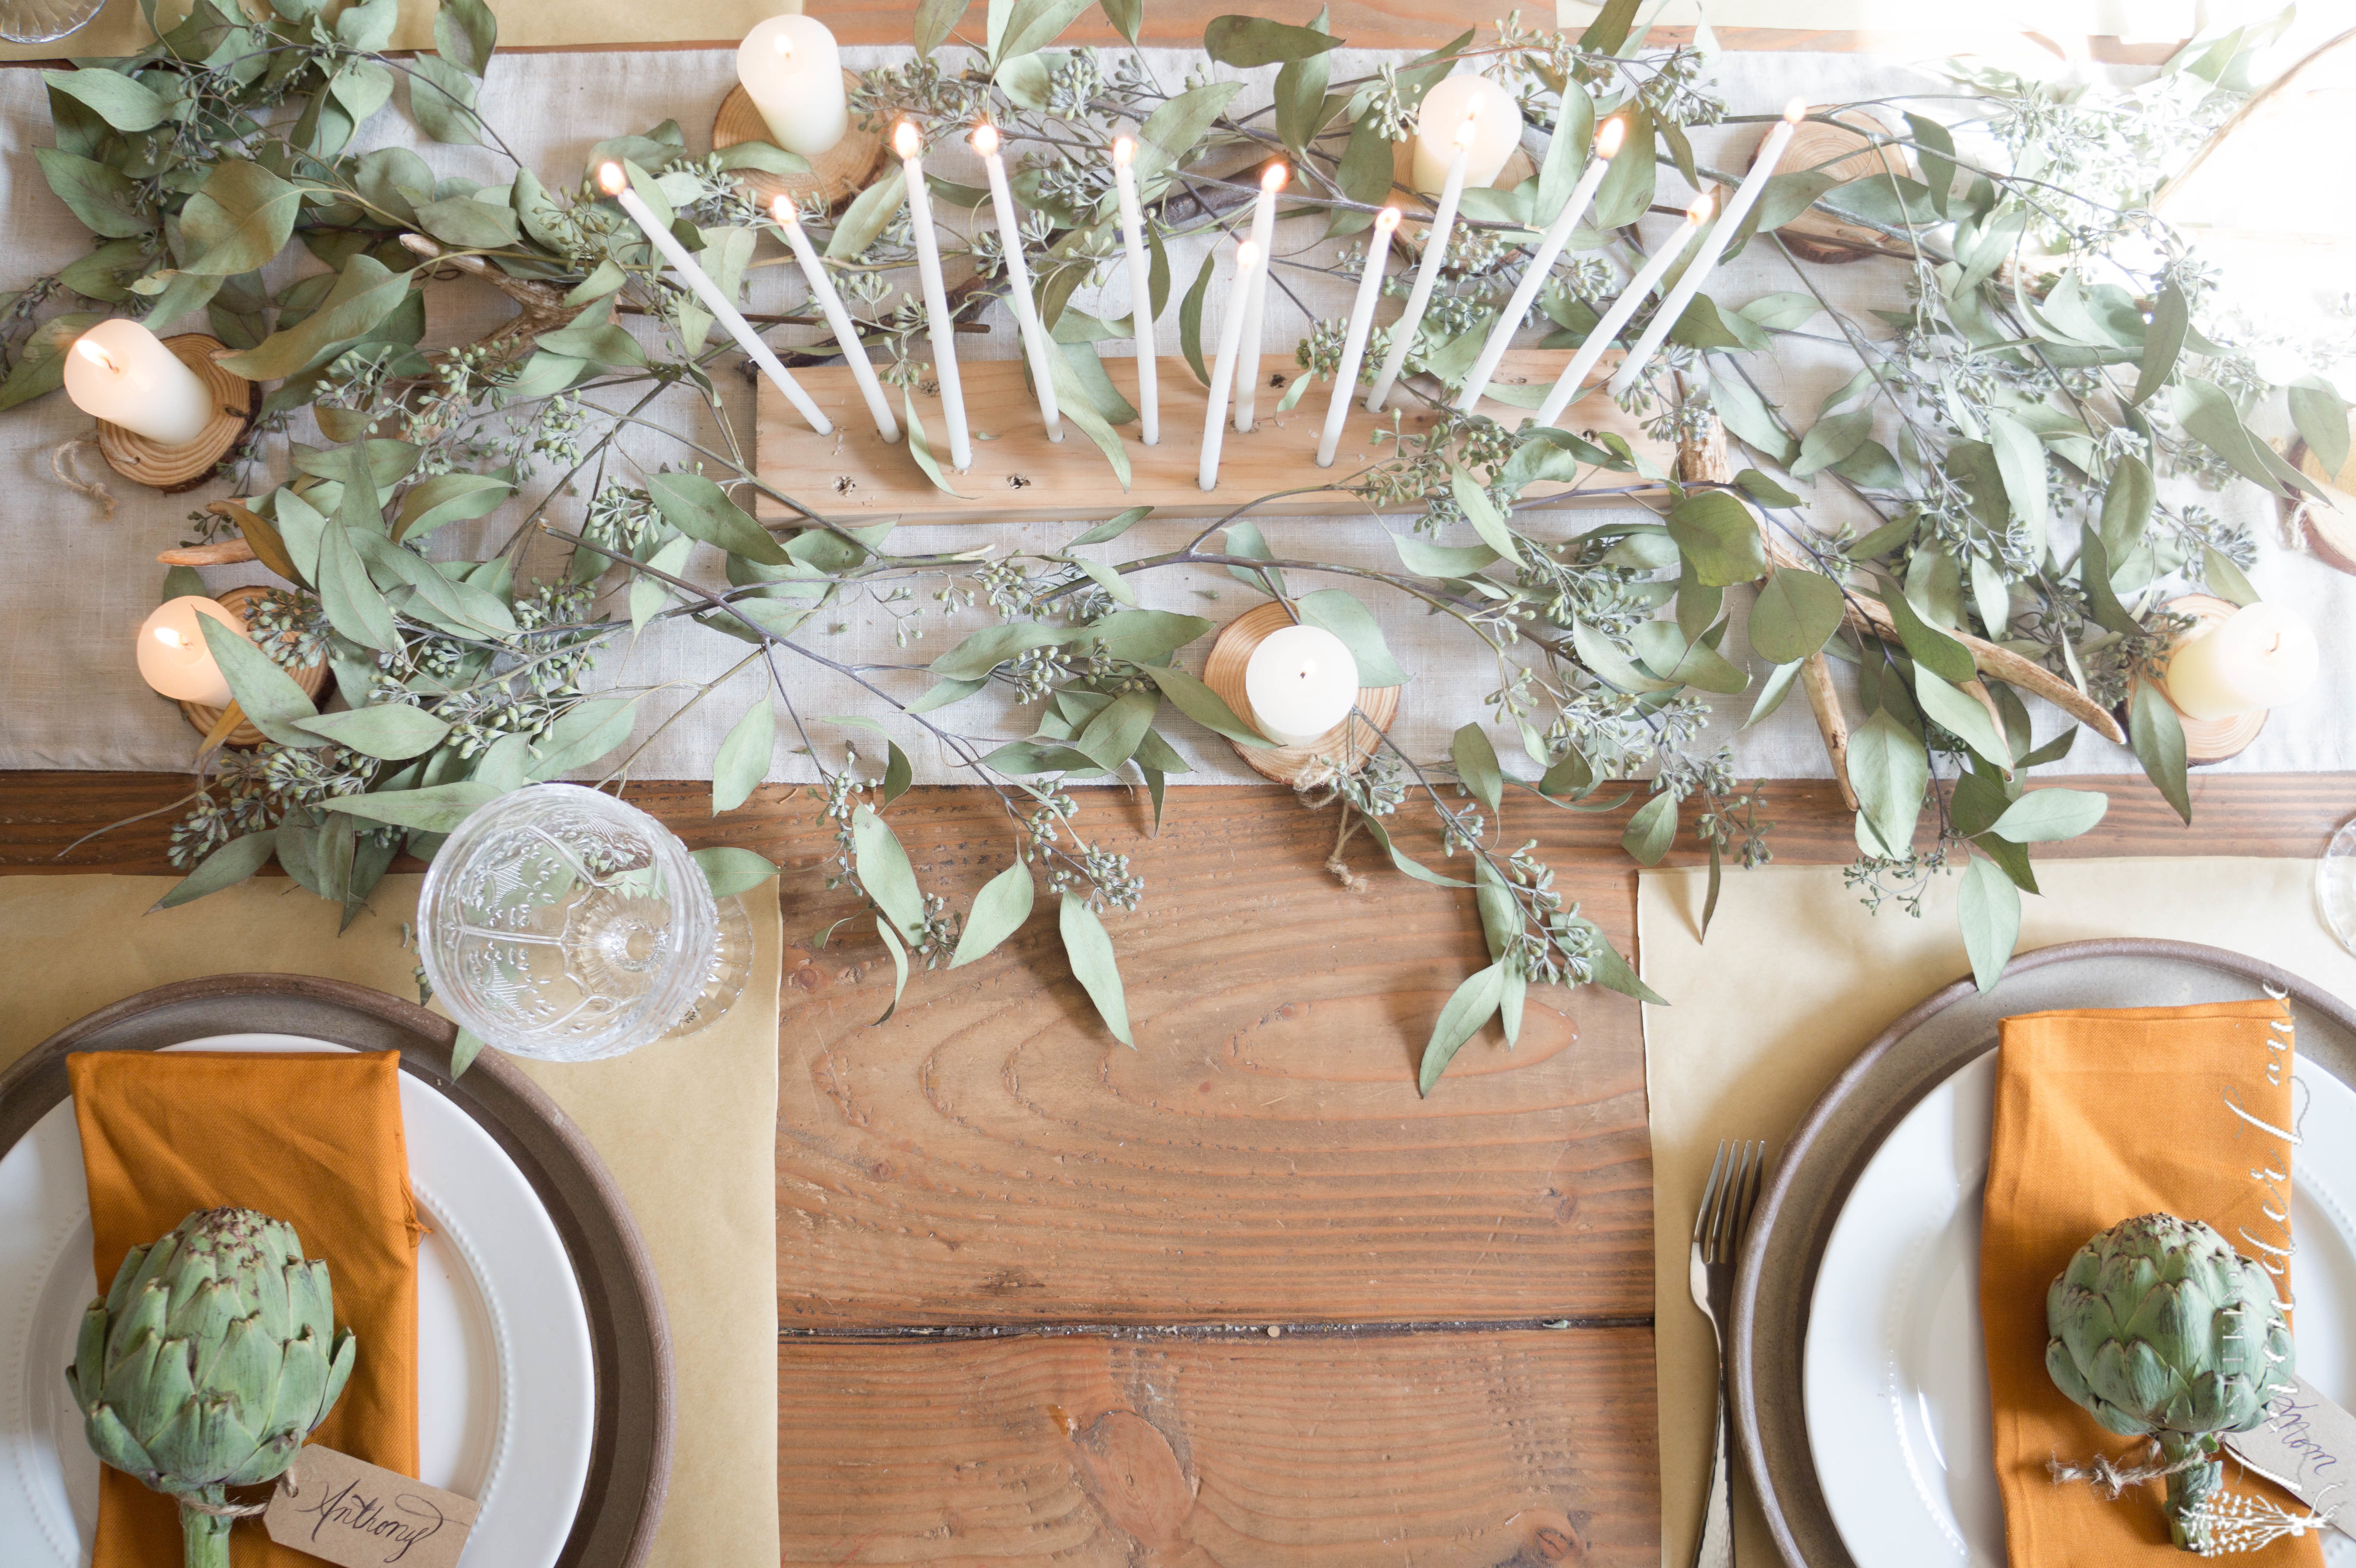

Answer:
[49,433,116,519]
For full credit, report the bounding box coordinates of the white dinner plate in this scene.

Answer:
[1804,1048,2356,1566]
[0,1035,595,1567]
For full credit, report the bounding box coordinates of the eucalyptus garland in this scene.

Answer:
[12,0,2348,1089]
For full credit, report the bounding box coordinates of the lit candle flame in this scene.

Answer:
[1597,117,1626,158]
[1261,161,1288,193]
[1112,134,1135,169]
[73,338,118,375]
[1783,98,1807,124]
[773,30,791,56]
[970,121,999,157]
[770,194,799,230]
[1374,205,1402,234]
[1686,194,1715,225]
[1238,239,1260,270]
[1454,103,1482,150]
[893,121,922,160]
[595,161,626,196]
[154,626,185,648]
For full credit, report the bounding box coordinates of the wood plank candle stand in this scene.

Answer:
[754,348,1678,524]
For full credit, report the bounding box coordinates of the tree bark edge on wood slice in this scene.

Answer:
[1748,105,1916,265]
[94,335,256,495]
[1203,601,1400,785]
[713,74,889,213]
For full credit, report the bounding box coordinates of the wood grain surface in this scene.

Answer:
[5,766,2346,1563]
[777,1329,1656,1565]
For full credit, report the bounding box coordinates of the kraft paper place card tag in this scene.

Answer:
[261,1444,480,1568]
[2224,1375,2356,1542]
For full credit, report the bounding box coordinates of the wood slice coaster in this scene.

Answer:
[95,334,255,493]
[2131,592,2265,766]
[1748,106,1916,264]
[2288,437,2356,575]
[1202,601,1401,785]
[712,73,887,213]
[177,584,331,749]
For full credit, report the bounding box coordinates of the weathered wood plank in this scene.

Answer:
[777,1328,1657,1566]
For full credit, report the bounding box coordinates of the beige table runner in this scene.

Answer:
[1637,855,2356,1568]
[0,871,781,1568]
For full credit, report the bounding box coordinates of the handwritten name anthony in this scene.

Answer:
[292,1476,454,1565]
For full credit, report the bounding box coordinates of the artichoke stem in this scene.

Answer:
[2160,1435,2222,1554]
[179,1494,235,1568]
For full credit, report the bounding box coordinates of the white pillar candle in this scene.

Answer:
[1244,623,1359,746]
[65,320,212,446]
[1197,239,1258,493]
[970,122,1062,443]
[598,162,832,435]
[1365,109,1478,413]
[1412,73,1522,195]
[769,196,899,442]
[1535,196,1709,428]
[137,595,243,706]
[1454,116,1625,414]
[1316,206,1401,468]
[894,121,972,471]
[735,14,846,157]
[2161,601,2320,719]
[1232,161,1288,434]
[1110,136,1159,446]
[1604,100,1806,400]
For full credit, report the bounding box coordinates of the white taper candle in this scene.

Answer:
[769,196,899,441]
[1365,104,1480,412]
[1533,196,1709,428]
[971,122,1062,443]
[893,121,972,470]
[1232,161,1288,433]
[1111,136,1159,446]
[1316,206,1401,468]
[597,161,831,435]
[1603,100,1807,399]
[1198,239,1258,492]
[1453,115,1625,414]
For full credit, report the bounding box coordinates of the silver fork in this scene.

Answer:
[1688,1139,1767,1568]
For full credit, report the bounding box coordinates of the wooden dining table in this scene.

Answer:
[3,764,2344,1564]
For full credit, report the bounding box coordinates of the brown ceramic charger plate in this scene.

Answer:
[1727,938,2356,1568]
[0,974,672,1568]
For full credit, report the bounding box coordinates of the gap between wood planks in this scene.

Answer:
[779,1312,1653,1341]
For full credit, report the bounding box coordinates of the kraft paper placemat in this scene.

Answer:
[0,870,782,1568]
[1637,855,2356,1568]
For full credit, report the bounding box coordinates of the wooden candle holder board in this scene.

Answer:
[753,348,1678,525]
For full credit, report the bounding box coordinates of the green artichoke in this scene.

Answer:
[2046,1212,2294,1552]
[65,1207,358,1568]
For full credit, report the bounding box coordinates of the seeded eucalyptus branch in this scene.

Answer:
[16,0,2349,1089]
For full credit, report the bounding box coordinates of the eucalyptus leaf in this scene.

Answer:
[1986,787,2109,843]
[1749,567,1843,663]
[334,781,499,833]
[1138,663,1273,747]
[712,695,776,812]
[197,614,320,745]
[1622,790,1678,865]
[153,830,278,910]
[293,703,451,759]
[1957,854,2021,992]
[852,803,926,943]
[1058,892,1134,1046]
[649,471,788,565]
[1298,588,1407,687]
[1666,491,1767,587]
[1848,706,1929,856]
[1452,722,1502,812]
[951,858,1036,967]
[1205,15,1346,65]
[1417,961,1506,1096]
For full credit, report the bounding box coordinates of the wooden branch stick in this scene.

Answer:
[1756,528,2126,744]
[158,538,258,566]
[1801,654,1859,809]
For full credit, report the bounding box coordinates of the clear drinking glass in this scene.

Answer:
[2320,814,2356,958]
[418,784,741,1062]
[0,0,106,43]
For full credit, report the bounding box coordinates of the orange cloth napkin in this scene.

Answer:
[1981,1002,2318,1566]
[69,1050,420,1568]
